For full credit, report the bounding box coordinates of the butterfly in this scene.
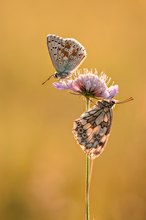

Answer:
[73,97,133,159]
[42,34,87,85]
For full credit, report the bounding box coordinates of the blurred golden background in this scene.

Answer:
[0,0,146,219]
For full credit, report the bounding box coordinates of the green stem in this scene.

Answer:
[85,97,90,220]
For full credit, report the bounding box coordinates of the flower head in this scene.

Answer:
[53,69,118,99]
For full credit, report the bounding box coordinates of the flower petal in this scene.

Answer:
[108,85,119,99]
[53,80,73,90]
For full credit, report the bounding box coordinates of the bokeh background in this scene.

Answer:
[0,0,146,219]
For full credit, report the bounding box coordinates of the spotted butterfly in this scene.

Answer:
[42,34,87,85]
[73,98,133,159]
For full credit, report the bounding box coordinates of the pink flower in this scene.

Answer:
[53,69,118,99]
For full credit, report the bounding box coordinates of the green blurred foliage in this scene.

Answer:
[0,0,146,219]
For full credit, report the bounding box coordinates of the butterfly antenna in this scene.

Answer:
[42,74,54,85]
[116,97,134,104]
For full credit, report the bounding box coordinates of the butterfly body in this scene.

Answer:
[73,100,115,159]
[47,34,87,79]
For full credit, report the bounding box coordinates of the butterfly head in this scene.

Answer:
[54,73,59,78]
[98,99,116,109]
[54,71,70,79]
[106,100,116,107]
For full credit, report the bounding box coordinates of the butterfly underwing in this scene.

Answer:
[73,100,116,159]
[42,34,87,84]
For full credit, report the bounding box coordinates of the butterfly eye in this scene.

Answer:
[111,100,115,105]
[54,73,58,78]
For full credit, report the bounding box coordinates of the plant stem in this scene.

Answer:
[85,97,90,220]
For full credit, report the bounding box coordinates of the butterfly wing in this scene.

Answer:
[62,38,87,73]
[47,34,87,76]
[47,34,66,73]
[73,103,113,159]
